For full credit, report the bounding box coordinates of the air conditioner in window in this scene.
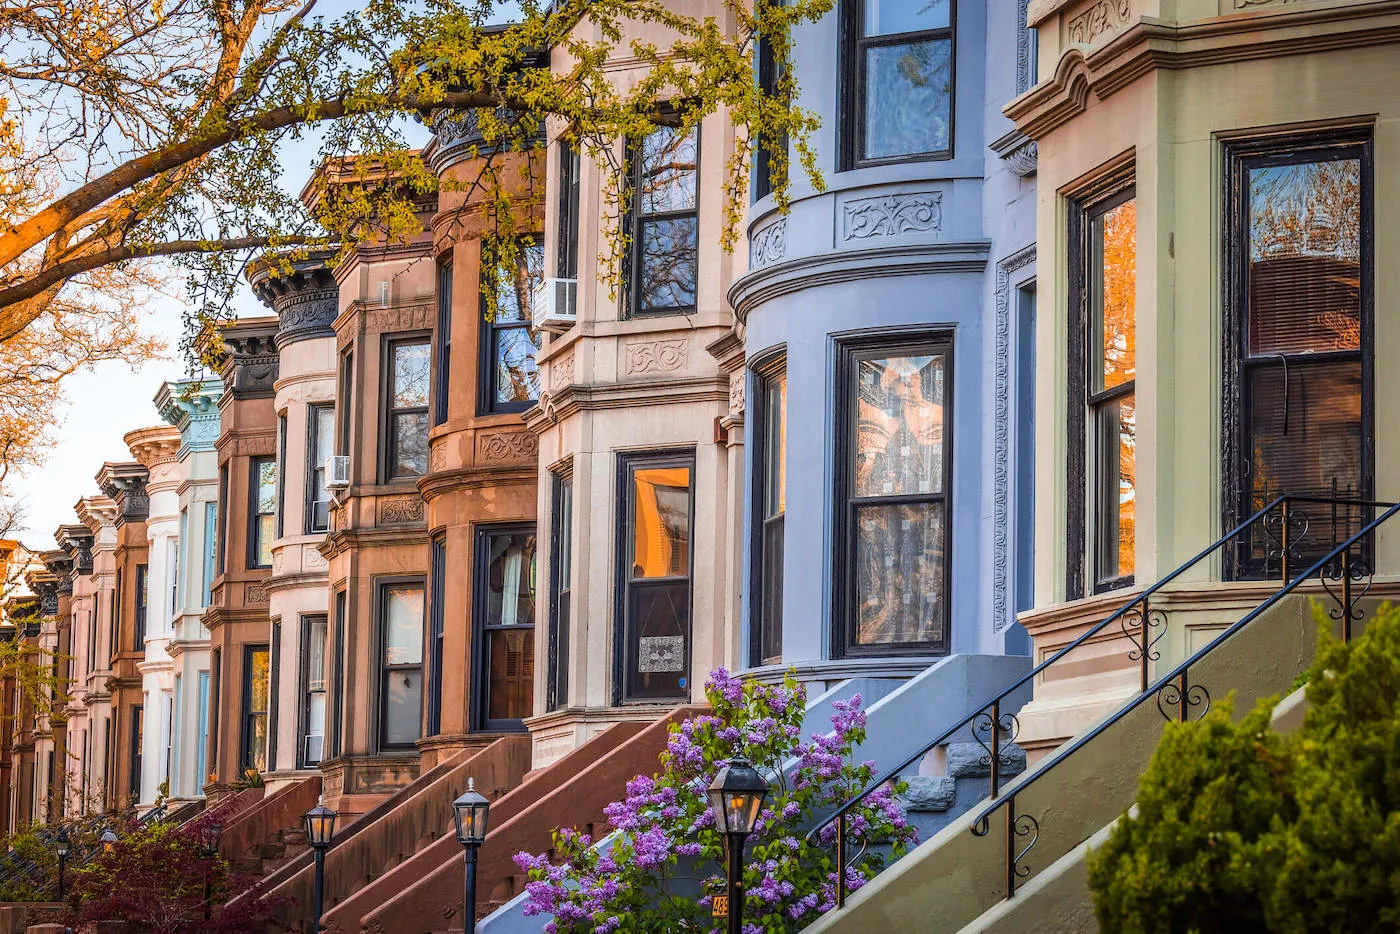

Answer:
[531,277,578,333]
[325,455,350,491]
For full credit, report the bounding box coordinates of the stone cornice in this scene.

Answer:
[55,524,93,576]
[525,375,729,431]
[155,379,223,457]
[726,240,992,322]
[96,461,150,527]
[73,496,118,535]
[124,425,182,471]
[38,550,73,594]
[208,317,280,402]
[417,463,536,501]
[247,251,341,347]
[1006,3,1400,140]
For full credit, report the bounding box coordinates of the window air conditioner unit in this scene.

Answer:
[325,455,351,491]
[532,277,578,333]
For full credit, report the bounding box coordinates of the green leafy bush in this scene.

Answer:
[1089,602,1400,932]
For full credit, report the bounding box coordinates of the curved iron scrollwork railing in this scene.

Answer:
[967,494,1398,899]
[808,493,1393,909]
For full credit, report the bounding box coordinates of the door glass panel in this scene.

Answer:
[384,588,424,665]
[1093,198,1137,391]
[631,467,692,578]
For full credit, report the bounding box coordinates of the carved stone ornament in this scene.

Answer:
[1067,0,1133,48]
[1006,140,1038,178]
[429,442,450,472]
[551,352,575,390]
[304,546,328,569]
[729,373,746,415]
[624,339,688,375]
[637,636,685,673]
[379,496,426,524]
[270,550,285,574]
[841,192,943,240]
[478,430,539,462]
[245,582,269,604]
[750,218,787,267]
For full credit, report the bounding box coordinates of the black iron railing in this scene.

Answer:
[808,494,1394,909]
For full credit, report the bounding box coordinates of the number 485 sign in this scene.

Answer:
[711,894,729,918]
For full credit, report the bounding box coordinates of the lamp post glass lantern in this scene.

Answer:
[707,757,771,934]
[55,828,69,899]
[100,829,118,852]
[304,796,337,933]
[453,778,490,933]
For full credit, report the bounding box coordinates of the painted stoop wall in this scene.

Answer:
[479,654,1032,934]
[804,594,1355,934]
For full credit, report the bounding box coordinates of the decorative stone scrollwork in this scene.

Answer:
[750,219,787,267]
[478,430,539,462]
[1067,0,1133,47]
[304,546,328,569]
[841,192,943,240]
[624,339,688,375]
[379,496,426,524]
[729,373,746,415]
[551,352,575,390]
[245,583,269,604]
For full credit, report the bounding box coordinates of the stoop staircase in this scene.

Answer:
[802,494,1400,934]
[219,775,321,878]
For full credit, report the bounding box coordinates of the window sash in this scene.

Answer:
[133,564,148,648]
[248,456,277,569]
[299,615,328,768]
[474,526,537,731]
[384,338,430,480]
[557,144,581,280]
[547,475,572,713]
[845,3,956,169]
[306,404,335,533]
[241,645,270,774]
[377,582,425,749]
[479,240,544,415]
[624,128,700,318]
[751,360,786,667]
[427,535,445,736]
[434,260,453,426]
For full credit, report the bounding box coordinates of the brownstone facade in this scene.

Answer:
[417,126,544,769]
[203,317,280,793]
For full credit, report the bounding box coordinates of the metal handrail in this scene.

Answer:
[810,492,1391,908]
[964,496,1400,899]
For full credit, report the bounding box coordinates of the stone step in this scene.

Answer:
[900,775,957,813]
[944,742,1027,781]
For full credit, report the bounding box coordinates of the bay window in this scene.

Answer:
[751,356,786,666]
[479,240,544,414]
[248,456,276,569]
[241,645,269,774]
[1068,175,1136,598]
[624,126,699,316]
[378,581,425,749]
[383,338,430,480]
[473,527,536,730]
[300,615,328,767]
[1224,131,1372,577]
[837,337,951,655]
[844,0,954,167]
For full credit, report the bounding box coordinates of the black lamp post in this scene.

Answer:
[452,778,490,933]
[304,797,337,933]
[55,827,69,900]
[198,821,223,921]
[707,757,770,934]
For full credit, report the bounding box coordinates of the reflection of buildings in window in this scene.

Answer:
[855,356,944,497]
[631,468,692,578]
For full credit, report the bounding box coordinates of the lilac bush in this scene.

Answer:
[514,670,917,932]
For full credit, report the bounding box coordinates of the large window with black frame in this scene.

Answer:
[383,337,430,481]
[617,453,693,702]
[306,403,335,533]
[624,125,699,317]
[241,645,270,773]
[557,143,581,281]
[378,581,425,749]
[427,534,446,736]
[1224,130,1372,578]
[1067,180,1137,597]
[299,615,328,768]
[248,455,277,569]
[474,526,536,730]
[547,474,573,712]
[844,0,954,168]
[837,336,951,656]
[751,356,786,666]
[479,239,544,415]
[133,563,148,648]
[434,259,452,426]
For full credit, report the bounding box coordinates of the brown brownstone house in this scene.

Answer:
[36,548,73,821]
[317,182,438,816]
[96,461,150,810]
[202,317,280,793]
[417,117,544,769]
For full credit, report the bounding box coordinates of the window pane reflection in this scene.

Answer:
[631,467,692,579]
[1094,199,1137,391]
[854,503,944,645]
[855,354,944,497]
[863,40,952,160]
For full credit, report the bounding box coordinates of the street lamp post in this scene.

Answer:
[100,829,118,853]
[55,828,69,900]
[304,797,338,933]
[198,821,223,921]
[707,757,771,934]
[452,778,491,933]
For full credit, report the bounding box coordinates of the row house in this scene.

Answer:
[154,378,222,803]
[201,317,280,794]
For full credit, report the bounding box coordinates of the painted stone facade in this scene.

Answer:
[202,317,280,792]
[524,0,744,768]
[1006,0,1400,752]
[155,378,221,801]
[729,0,1038,688]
